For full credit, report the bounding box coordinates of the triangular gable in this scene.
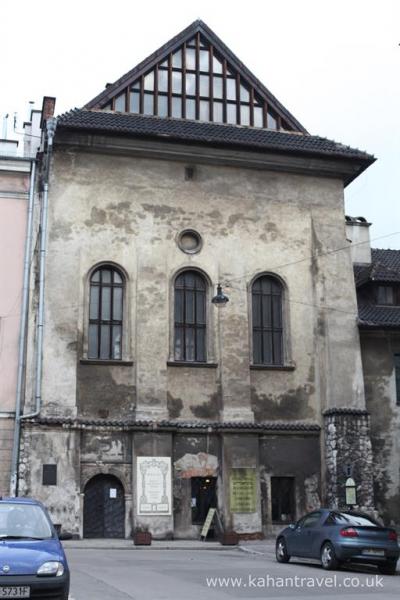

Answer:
[85,20,307,133]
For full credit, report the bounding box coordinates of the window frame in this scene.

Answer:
[249,273,288,367]
[83,262,130,362]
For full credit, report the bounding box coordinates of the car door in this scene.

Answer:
[290,511,322,557]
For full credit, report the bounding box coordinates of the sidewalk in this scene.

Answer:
[62,538,276,552]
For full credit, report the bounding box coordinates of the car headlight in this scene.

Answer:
[37,561,64,577]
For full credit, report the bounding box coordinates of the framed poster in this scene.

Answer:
[137,457,172,515]
[229,468,257,513]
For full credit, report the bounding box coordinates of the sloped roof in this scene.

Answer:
[84,19,306,133]
[358,305,400,329]
[355,248,400,286]
[57,109,374,162]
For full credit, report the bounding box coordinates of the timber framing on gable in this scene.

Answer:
[84,20,307,133]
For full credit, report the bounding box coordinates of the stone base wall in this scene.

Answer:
[324,408,374,511]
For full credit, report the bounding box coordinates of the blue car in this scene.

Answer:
[0,497,70,599]
[276,508,399,575]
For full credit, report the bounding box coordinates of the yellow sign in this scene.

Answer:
[230,468,257,513]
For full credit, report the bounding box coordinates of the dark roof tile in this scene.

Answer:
[56,109,374,164]
[358,304,400,329]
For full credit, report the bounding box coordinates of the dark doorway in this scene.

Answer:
[271,477,295,524]
[83,474,125,538]
[191,477,217,526]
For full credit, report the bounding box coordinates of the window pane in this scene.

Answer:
[213,102,223,123]
[88,324,98,359]
[226,78,236,100]
[158,70,168,92]
[172,97,182,118]
[186,73,196,96]
[186,48,196,70]
[112,325,122,360]
[185,290,195,323]
[158,95,168,117]
[240,85,250,102]
[196,291,205,323]
[267,111,278,129]
[113,287,123,321]
[172,71,182,94]
[175,289,184,323]
[185,328,195,361]
[100,325,110,359]
[129,91,140,113]
[113,271,122,284]
[196,328,206,361]
[114,93,125,112]
[240,104,250,126]
[199,101,209,121]
[102,270,111,283]
[199,49,209,71]
[253,331,262,364]
[272,295,282,327]
[89,286,99,320]
[262,295,271,327]
[186,98,196,120]
[172,50,182,68]
[144,71,154,91]
[143,93,154,115]
[132,80,140,90]
[254,106,263,127]
[160,59,168,68]
[213,77,223,99]
[91,270,100,283]
[226,104,237,124]
[174,326,184,360]
[263,332,273,364]
[213,55,223,74]
[273,332,283,365]
[101,286,111,320]
[199,75,209,96]
[252,294,261,327]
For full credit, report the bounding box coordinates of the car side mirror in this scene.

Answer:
[289,523,297,530]
[58,531,73,540]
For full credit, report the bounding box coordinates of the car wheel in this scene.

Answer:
[320,542,339,570]
[378,561,397,575]
[276,537,290,563]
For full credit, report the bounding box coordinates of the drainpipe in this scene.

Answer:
[9,118,57,496]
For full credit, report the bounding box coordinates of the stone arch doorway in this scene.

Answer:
[83,474,125,538]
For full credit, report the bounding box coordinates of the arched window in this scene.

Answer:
[88,266,124,360]
[252,275,283,365]
[174,270,206,362]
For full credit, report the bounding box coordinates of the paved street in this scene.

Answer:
[66,544,399,600]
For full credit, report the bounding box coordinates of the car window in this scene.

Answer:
[0,503,53,539]
[328,512,378,527]
[300,511,322,528]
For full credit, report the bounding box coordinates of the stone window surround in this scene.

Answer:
[81,261,133,363]
[247,271,293,369]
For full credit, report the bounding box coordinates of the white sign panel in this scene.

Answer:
[109,488,117,499]
[137,457,172,515]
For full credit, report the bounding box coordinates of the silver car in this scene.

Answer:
[276,509,399,575]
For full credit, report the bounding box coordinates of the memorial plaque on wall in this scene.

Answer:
[137,457,172,515]
[229,468,257,513]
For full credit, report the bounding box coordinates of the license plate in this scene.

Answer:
[0,588,30,598]
[362,549,385,556]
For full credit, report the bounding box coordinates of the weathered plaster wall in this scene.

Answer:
[19,427,81,535]
[36,148,365,424]
[259,434,321,534]
[361,333,400,525]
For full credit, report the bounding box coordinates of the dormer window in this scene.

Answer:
[377,286,399,306]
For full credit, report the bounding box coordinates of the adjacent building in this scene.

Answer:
[16,21,388,538]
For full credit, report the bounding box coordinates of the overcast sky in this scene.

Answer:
[2,0,399,248]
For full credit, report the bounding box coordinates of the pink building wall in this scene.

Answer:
[0,163,31,494]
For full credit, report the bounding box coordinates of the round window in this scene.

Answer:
[177,229,203,254]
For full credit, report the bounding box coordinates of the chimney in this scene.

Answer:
[40,96,56,129]
[345,216,372,265]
